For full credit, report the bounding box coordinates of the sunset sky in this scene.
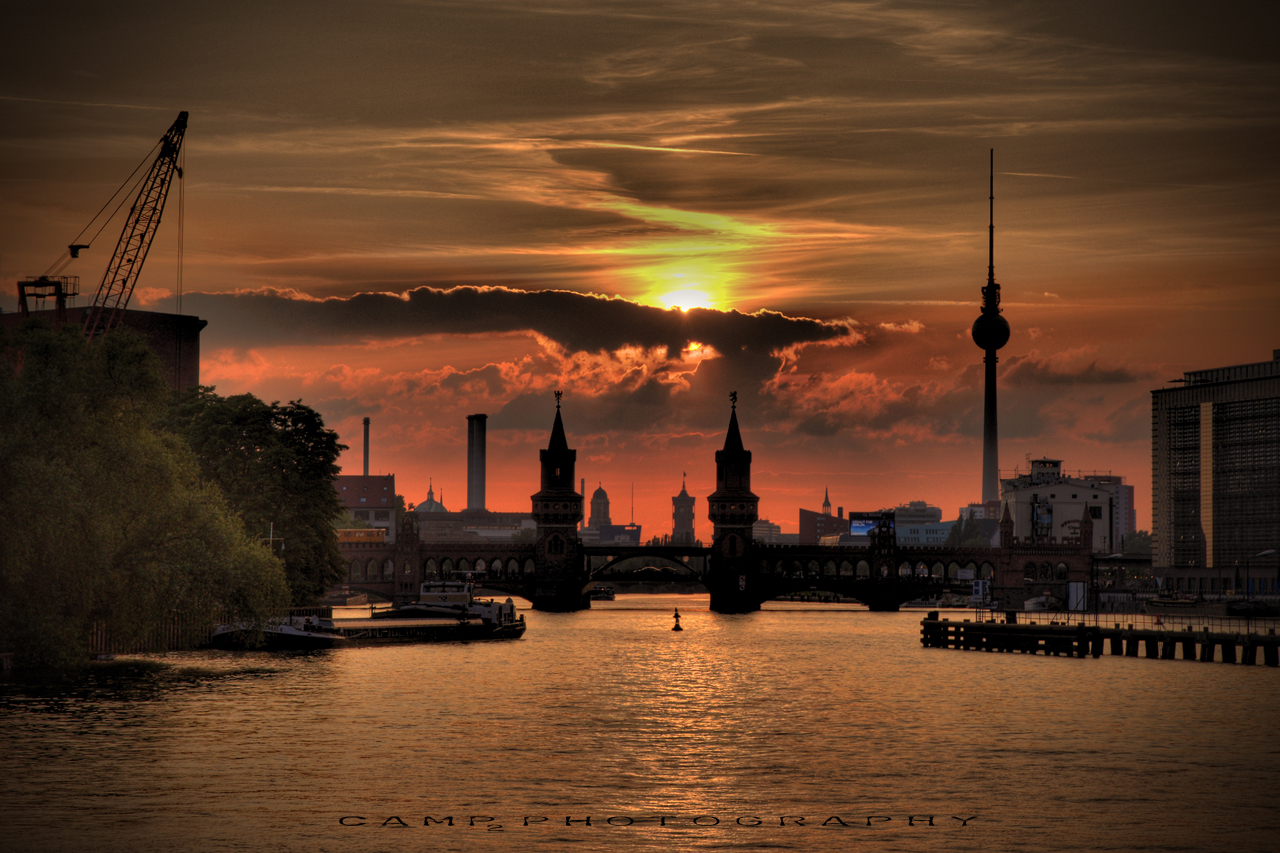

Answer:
[3,1,1277,535]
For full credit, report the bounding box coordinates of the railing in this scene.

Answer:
[978,609,1280,635]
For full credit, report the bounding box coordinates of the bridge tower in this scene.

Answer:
[529,392,588,611]
[706,393,761,613]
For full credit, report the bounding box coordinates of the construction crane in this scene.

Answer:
[17,112,188,336]
[82,111,187,338]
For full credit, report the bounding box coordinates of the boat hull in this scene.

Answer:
[208,625,351,651]
[208,616,527,651]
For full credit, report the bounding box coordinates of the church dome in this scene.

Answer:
[592,485,609,500]
[416,483,448,513]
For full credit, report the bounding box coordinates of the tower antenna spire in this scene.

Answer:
[988,148,995,289]
[972,148,1011,505]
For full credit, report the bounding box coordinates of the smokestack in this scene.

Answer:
[466,414,487,511]
[363,417,370,476]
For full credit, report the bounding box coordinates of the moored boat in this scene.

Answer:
[589,585,616,601]
[1024,592,1063,612]
[209,616,351,651]
[373,579,523,627]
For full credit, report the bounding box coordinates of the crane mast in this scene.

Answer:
[82,111,187,339]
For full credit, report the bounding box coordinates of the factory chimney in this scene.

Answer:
[466,414,488,511]
[363,417,370,476]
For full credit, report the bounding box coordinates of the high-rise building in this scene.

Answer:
[1152,350,1280,584]
[672,477,696,545]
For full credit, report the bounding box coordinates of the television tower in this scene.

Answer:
[971,150,1011,504]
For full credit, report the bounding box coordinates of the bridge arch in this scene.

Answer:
[590,553,702,579]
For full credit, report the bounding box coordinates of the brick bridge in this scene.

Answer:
[338,398,1097,613]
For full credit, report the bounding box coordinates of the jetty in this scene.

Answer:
[920,611,1280,666]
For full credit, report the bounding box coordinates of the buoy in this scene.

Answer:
[672,608,683,632]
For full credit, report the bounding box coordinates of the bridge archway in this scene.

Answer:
[590,553,702,580]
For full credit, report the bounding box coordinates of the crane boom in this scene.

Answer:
[82,111,187,339]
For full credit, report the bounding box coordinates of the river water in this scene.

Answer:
[2,595,1277,853]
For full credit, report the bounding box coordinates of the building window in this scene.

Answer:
[374,510,389,521]
[1090,506,1103,519]
[355,510,370,520]
[360,497,366,503]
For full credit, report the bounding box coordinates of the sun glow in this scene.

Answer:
[660,289,711,311]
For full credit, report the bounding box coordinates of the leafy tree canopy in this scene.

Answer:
[1123,530,1152,555]
[945,515,992,549]
[164,387,348,605]
[0,322,288,669]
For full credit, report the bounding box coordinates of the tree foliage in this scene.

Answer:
[944,515,992,549]
[1123,529,1152,555]
[164,387,347,605]
[0,322,288,669]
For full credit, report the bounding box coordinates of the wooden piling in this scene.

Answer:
[918,615,1280,667]
[1221,639,1237,664]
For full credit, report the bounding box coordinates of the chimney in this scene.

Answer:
[363,417,370,476]
[838,507,844,519]
[466,414,487,511]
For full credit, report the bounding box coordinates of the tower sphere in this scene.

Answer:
[971,311,1010,351]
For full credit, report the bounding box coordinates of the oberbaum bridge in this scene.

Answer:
[338,155,1100,613]
[337,392,1098,614]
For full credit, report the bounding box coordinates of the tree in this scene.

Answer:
[1123,530,1152,555]
[165,388,347,605]
[945,515,992,548]
[0,322,288,669]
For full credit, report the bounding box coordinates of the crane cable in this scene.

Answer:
[41,136,164,279]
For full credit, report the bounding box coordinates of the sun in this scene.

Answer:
[660,289,711,311]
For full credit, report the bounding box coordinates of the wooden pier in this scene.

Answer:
[920,611,1280,666]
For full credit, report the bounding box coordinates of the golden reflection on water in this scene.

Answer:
[2,595,1279,852]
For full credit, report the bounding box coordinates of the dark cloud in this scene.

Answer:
[1002,356,1148,386]
[186,286,851,359]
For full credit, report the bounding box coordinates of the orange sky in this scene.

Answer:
[3,1,1278,535]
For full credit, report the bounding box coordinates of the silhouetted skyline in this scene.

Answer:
[3,2,1277,533]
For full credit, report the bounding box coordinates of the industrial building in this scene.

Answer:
[1152,350,1280,591]
[999,459,1133,554]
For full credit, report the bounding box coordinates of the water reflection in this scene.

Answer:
[2,595,1278,852]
